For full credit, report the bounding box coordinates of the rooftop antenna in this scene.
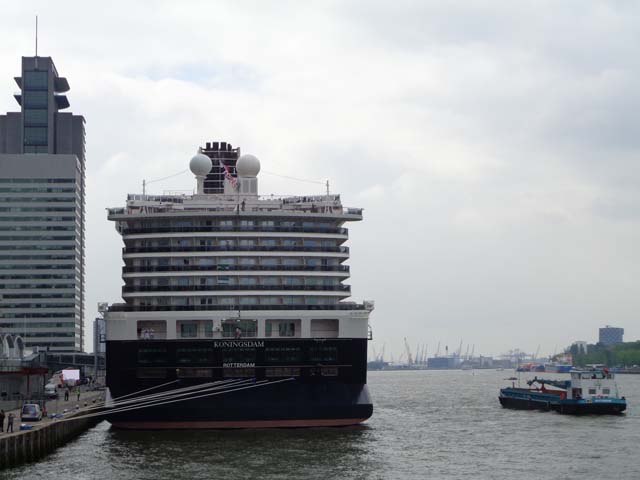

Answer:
[35,15,38,67]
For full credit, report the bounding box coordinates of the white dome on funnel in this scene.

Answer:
[236,154,260,177]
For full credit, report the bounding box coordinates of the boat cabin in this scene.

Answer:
[567,370,619,400]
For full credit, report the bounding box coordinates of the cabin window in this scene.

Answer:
[588,388,597,395]
[279,322,296,337]
[136,368,166,379]
[222,348,256,365]
[265,346,301,363]
[266,367,300,378]
[137,347,167,365]
[177,368,212,378]
[603,388,610,395]
[308,345,338,363]
[321,367,339,376]
[176,347,213,364]
[222,320,257,338]
[223,368,255,378]
[179,322,198,338]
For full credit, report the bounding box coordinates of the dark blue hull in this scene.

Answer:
[499,388,626,415]
[106,338,373,429]
[106,381,372,429]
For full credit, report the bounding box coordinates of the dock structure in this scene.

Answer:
[0,390,104,469]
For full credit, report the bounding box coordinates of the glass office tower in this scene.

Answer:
[0,56,86,352]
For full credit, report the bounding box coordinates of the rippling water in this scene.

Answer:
[5,370,640,479]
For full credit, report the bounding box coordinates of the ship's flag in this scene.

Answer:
[219,160,238,189]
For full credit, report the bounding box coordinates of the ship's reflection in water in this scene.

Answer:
[105,424,375,479]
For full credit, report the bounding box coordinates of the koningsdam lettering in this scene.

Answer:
[213,341,265,348]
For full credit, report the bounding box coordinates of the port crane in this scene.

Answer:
[403,337,413,365]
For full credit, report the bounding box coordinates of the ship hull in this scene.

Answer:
[499,389,626,415]
[105,338,372,429]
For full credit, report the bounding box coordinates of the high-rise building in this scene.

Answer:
[599,326,624,346]
[0,56,86,352]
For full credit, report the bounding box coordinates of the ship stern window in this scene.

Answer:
[137,320,166,340]
[178,321,198,338]
[177,368,212,378]
[265,346,302,363]
[137,347,168,365]
[222,320,257,338]
[176,347,214,364]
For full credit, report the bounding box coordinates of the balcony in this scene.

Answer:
[122,265,350,273]
[124,245,349,254]
[122,284,351,293]
[108,303,367,312]
[122,226,348,235]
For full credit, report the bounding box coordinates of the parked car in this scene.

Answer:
[44,383,58,399]
[21,403,43,422]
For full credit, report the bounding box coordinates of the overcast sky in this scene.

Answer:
[1,1,639,359]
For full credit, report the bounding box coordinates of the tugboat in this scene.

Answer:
[499,369,627,415]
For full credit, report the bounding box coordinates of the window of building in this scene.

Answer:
[23,146,48,153]
[24,127,48,146]
[261,257,278,266]
[24,109,48,126]
[23,91,48,108]
[24,71,48,90]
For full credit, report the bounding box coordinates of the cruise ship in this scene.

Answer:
[103,141,374,429]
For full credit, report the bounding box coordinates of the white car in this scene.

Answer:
[21,404,43,422]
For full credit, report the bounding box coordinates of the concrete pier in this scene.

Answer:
[0,391,104,469]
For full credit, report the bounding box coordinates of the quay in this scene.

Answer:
[0,389,105,469]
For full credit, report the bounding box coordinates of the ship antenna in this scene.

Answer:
[326,179,330,195]
[35,15,38,57]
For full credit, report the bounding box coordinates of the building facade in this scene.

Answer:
[599,326,624,346]
[0,56,86,352]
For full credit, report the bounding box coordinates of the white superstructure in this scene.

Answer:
[104,150,373,342]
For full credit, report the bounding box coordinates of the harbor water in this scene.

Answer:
[4,370,640,479]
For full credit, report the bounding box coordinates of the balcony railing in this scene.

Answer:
[122,226,348,235]
[123,245,349,254]
[122,284,351,293]
[122,265,350,273]
[108,303,368,312]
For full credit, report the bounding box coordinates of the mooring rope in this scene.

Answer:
[53,377,295,425]
[85,379,236,413]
